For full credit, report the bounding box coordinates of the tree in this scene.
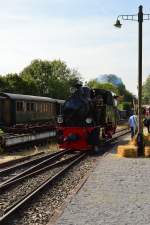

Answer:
[20,59,52,96]
[20,59,81,99]
[87,79,119,95]
[97,74,123,87]
[87,76,135,112]
[0,76,7,92]
[142,75,150,104]
[0,74,38,95]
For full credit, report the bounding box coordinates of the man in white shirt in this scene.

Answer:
[128,114,138,139]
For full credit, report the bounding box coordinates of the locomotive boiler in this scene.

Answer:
[57,85,118,152]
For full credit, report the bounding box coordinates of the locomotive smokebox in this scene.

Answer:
[63,87,92,126]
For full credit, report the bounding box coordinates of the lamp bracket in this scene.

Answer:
[118,14,138,21]
[118,13,150,22]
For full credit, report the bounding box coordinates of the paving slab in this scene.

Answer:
[54,135,150,225]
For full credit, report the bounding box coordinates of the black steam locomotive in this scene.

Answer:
[57,85,118,151]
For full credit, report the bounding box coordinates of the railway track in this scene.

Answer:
[0,149,70,183]
[0,151,45,169]
[0,128,130,186]
[0,129,130,225]
[107,128,130,142]
[0,151,86,224]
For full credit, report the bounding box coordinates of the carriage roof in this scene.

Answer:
[0,93,64,104]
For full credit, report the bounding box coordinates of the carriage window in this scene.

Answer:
[48,103,51,113]
[51,103,55,114]
[26,103,30,111]
[44,104,46,112]
[31,103,35,111]
[49,103,52,113]
[39,103,42,112]
[42,103,45,112]
[26,102,35,112]
[35,103,38,112]
[16,101,23,111]
[37,103,40,112]
[45,103,47,112]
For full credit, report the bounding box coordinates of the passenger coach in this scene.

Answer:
[0,93,64,126]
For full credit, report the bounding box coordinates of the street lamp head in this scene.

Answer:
[114,19,122,28]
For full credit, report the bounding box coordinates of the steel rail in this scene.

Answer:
[0,152,82,191]
[0,149,71,187]
[0,152,86,225]
[0,151,44,169]
[0,149,67,176]
[105,129,130,145]
[115,127,129,134]
[117,119,128,124]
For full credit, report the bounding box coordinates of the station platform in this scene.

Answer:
[53,135,150,225]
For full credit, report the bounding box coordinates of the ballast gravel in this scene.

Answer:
[0,166,63,216]
[4,156,96,225]
[0,153,76,216]
[0,151,55,184]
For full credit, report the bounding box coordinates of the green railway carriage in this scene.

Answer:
[0,93,64,126]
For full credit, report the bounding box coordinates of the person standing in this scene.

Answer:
[128,114,138,139]
[144,118,150,133]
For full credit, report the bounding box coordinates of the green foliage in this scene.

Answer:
[142,75,150,104]
[20,59,53,96]
[0,129,4,135]
[121,102,132,111]
[0,76,7,92]
[87,79,119,95]
[122,89,134,102]
[97,74,123,87]
[20,59,81,99]
[0,61,136,105]
[4,74,33,94]
[122,102,133,116]
[87,76,135,111]
[0,59,81,99]
[96,74,134,102]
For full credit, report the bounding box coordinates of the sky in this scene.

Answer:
[0,0,150,95]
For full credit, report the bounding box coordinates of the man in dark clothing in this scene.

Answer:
[144,118,150,133]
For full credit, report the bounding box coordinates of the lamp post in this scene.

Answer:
[114,5,150,156]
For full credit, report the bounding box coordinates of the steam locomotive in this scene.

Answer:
[57,85,118,152]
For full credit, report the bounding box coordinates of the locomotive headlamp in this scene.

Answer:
[85,118,92,124]
[57,115,63,124]
[70,87,77,93]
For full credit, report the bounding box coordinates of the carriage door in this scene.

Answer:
[0,98,3,125]
[3,99,11,126]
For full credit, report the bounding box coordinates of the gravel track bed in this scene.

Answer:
[7,155,97,225]
[0,152,55,183]
[116,125,128,132]
[0,152,73,185]
[0,153,75,217]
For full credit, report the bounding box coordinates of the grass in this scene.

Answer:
[0,141,59,164]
